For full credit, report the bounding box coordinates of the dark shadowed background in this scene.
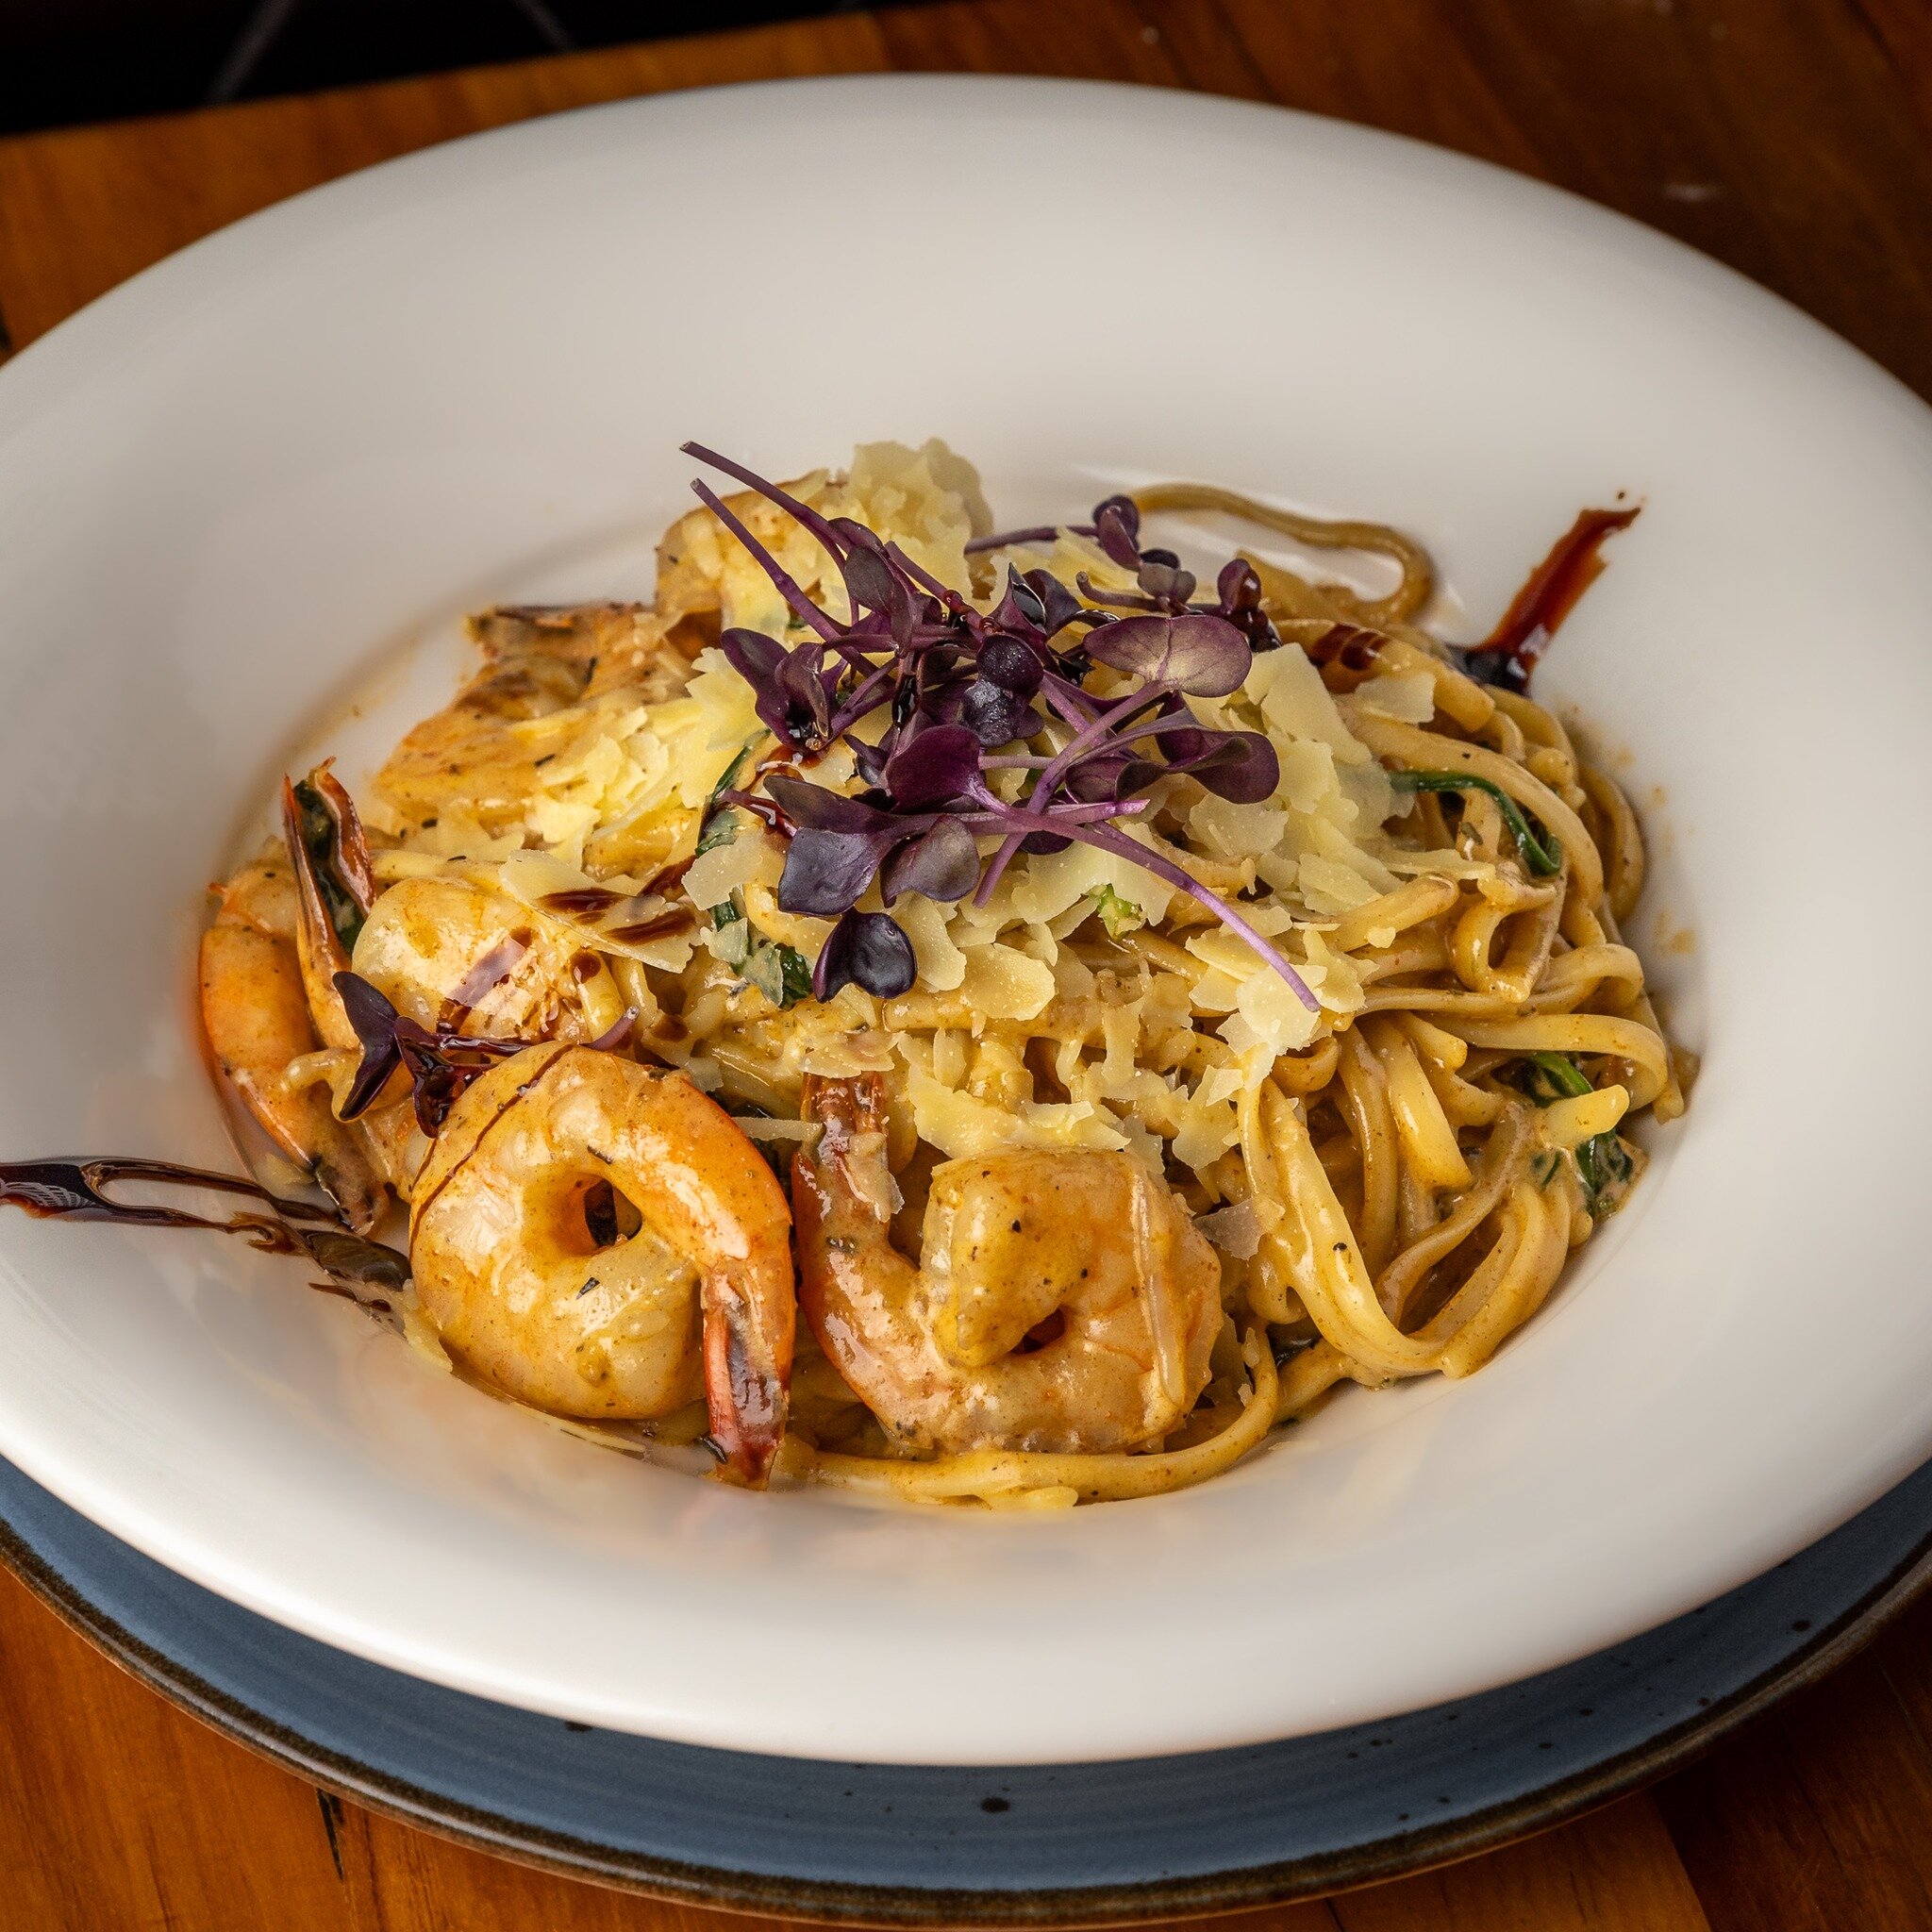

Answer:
[0,0,888,132]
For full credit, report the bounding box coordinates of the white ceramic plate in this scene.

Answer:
[3,75,1930,1767]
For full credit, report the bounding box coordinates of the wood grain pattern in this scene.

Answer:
[1,3,1929,1926]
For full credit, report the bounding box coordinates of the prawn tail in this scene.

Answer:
[279,772,362,1052]
[702,1276,791,1489]
[310,1140,388,1238]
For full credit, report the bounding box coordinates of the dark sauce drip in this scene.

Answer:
[1458,505,1640,693]
[0,1158,409,1309]
[438,929,532,1031]
[540,887,625,916]
[607,908,698,946]
[642,858,694,897]
[1307,622,1386,692]
[725,794,793,840]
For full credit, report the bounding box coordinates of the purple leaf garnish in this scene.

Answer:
[779,828,897,916]
[832,525,920,643]
[813,908,917,1001]
[959,678,1037,748]
[883,724,980,809]
[682,446,1314,1007]
[333,972,528,1136]
[838,539,898,613]
[977,634,1044,695]
[773,646,834,750]
[1214,556,1282,654]
[719,625,785,687]
[880,818,980,904]
[760,774,893,832]
[763,781,912,916]
[1023,567,1089,637]
[1167,728,1280,803]
[1019,828,1074,856]
[1092,495,1142,570]
[1085,611,1253,698]
[1136,556,1196,607]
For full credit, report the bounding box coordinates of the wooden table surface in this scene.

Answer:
[3,3,1931,1926]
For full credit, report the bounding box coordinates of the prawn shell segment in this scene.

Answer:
[409,1046,795,1482]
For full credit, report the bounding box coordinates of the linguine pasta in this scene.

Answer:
[178,439,1684,1507]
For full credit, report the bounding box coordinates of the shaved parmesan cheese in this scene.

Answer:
[846,440,990,595]
[798,1032,898,1077]
[1194,1200,1261,1258]
[896,893,967,991]
[1246,643,1366,762]
[1172,1104,1240,1173]
[1194,1062,1249,1109]
[682,824,771,909]
[1274,737,1338,815]
[1354,670,1437,724]
[905,1063,1127,1159]
[957,944,1057,1023]
[1298,854,1381,915]
[1227,965,1323,1055]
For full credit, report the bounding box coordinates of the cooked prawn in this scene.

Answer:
[349,874,626,1044]
[373,604,694,838]
[409,1043,795,1486]
[198,847,387,1233]
[792,1074,1222,1456]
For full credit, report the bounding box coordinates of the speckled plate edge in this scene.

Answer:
[4,1486,1927,1926]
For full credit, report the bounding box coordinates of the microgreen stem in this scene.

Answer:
[682,441,851,560]
[1033,680,1175,799]
[963,783,1315,1009]
[956,795,1145,832]
[882,539,953,604]
[964,520,1098,556]
[1040,670,1103,725]
[691,480,843,645]
[977,678,1179,906]
[828,661,897,736]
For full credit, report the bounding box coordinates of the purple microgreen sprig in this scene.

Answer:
[679,446,1315,1011]
[335,972,529,1136]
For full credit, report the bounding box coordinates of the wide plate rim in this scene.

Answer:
[4,71,1932,1765]
[3,1467,1928,1924]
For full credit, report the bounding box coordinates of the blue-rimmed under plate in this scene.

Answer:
[5,1450,1927,1924]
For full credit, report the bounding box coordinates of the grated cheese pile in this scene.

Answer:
[358,439,1462,1182]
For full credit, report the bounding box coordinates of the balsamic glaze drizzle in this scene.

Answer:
[1458,504,1641,693]
[0,1157,410,1301]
